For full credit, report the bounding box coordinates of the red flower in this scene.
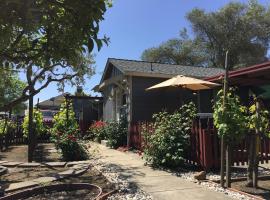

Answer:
[90,121,106,129]
[67,134,76,142]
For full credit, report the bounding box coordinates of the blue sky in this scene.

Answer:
[32,0,269,104]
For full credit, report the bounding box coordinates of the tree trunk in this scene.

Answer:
[253,135,259,188]
[247,134,255,187]
[226,143,231,188]
[28,94,34,162]
[220,136,225,187]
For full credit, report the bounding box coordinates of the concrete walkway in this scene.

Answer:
[90,143,232,200]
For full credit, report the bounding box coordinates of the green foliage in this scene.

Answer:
[143,102,196,168]
[22,109,44,137]
[87,121,107,142]
[0,119,16,135]
[0,68,26,114]
[187,0,270,68]
[106,119,127,149]
[88,119,128,149]
[141,29,206,66]
[51,127,88,161]
[213,88,247,141]
[51,101,78,134]
[0,0,111,111]
[142,1,270,69]
[247,97,270,136]
[51,101,88,161]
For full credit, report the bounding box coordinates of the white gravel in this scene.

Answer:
[93,159,152,200]
[174,171,256,200]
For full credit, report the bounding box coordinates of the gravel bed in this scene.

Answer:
[93,159,152,200]
[174,171,256,200]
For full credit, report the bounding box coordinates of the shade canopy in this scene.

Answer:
[146,75,220,91]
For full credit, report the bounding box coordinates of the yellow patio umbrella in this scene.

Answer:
[146,75,220,91]
[146,75,220,112]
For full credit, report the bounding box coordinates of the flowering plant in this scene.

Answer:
[51,101,88,161]
[87,120,107,142]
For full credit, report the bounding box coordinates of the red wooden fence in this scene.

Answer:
[129,118,270,170]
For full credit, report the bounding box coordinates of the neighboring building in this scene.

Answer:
[37,93,68,111]
[96,58,225,126]
[37,92,103,132]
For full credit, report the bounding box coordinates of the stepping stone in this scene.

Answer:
[74,169,87,175]
[2,162,23,167]
[0,161,8,164]
[43,162,66,167]
[32,176,57,183]
[5,181,38,192]
[0,166,8,175]
[66,160,91,167]
[58,169,76,177]
[18,163,41,168]
[71,164,89,169]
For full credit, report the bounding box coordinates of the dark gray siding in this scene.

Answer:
[131,76,199,122]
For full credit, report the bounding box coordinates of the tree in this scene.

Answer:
[0,0,111,161]
[142,1,270,69]
[187,0,270,69]
[246,96,270,188]
[0,68,26,114]
[0,0,111,111]
[141,29,206,66]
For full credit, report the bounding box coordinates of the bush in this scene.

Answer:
[51,101,88,161]
[87,121,107,142]
[106,119,127,148]
[22,109,45,137]
[0,119,17,135]
[143,102,196,168]
[51,127,88,161]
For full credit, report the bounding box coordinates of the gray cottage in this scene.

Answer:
[95,58,224,126]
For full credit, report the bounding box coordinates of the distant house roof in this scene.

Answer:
[37,93,69,110]
[100,58,225,83]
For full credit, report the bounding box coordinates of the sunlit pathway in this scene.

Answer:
[89,142,232,200]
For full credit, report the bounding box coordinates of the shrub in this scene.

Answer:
[143,102,196,168]
[0,119,17,135]
[22,109,45,137]
[87,120,107,142]
[106,119,127,148]
[51,127,88,161]
[51,101,88,161]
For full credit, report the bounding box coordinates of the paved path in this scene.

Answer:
[90,143,232,200]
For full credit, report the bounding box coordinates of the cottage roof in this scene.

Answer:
[101,58,225,82]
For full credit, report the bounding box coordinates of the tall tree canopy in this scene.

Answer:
[142,1,270,69]
[0,0,111,111]
[141,29,207,66]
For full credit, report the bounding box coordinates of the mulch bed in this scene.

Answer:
[0,143,61,163]
[231,179,270,199]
